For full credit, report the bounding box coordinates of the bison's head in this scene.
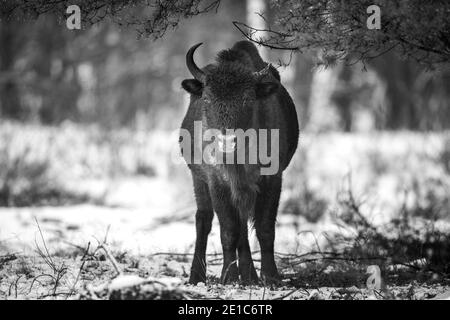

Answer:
[181,43,278,148]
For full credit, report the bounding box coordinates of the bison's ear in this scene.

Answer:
[182,79,203,96]
[256,81,278,99]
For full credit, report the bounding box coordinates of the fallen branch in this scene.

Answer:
[67,242,91,299]
[93,226,122,276]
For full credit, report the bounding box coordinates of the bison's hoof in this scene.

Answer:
[261,272,283,286]
[239,265,259,285]
[241,276,259,286]
[189,270,207,285]
[220,264,239,284]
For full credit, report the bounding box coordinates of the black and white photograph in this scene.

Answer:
[0,0,449,304]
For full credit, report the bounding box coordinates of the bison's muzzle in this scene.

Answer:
[217,133,236,153]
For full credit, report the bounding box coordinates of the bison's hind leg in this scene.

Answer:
[207,181,240,284]
[237,216,259,285]
[235,189,259,285]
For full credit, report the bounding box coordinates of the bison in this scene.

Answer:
[179,41,299,285]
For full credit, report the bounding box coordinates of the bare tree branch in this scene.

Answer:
[233,0,450,68]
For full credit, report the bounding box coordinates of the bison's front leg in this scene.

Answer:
[255,176,283,284]
[189,177,214,284]
[209,183,239,284]
[190,209,214,284]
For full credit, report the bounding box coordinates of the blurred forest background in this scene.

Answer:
[0,0,449,219]
[1,0,449,130]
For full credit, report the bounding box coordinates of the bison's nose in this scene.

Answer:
[217,133,236,153]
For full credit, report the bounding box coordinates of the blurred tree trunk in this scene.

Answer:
[370,53,421,130]
[292,54,315,130]
[0,18,23,119]
[35,19,55,123]
[246,0,267,60]
[31,16,81,124]
[307,63,341,132]
[332,65,353,132]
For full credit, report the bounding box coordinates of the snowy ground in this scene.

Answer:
[1,123,449,299]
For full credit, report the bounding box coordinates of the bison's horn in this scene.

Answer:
[186,43,206,83]
[253,63,271,77]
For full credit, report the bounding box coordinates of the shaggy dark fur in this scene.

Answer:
[180,41,299,285]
